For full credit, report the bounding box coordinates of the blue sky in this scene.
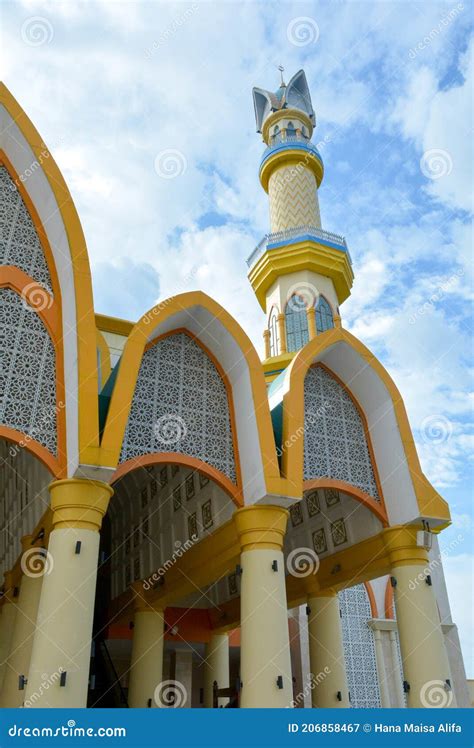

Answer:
[3,0,473,675]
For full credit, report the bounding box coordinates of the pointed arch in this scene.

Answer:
[0,84,100,475]
[277,327,449,527]
[268,304,280,357]
[315,294,334,333]
[101,292,287,503]
[285,294,309,352]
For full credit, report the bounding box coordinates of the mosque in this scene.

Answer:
[0,71,469,709]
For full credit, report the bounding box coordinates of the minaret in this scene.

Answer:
[248,69,353,379]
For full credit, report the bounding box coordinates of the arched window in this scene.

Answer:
[315,296,334,333]
[269,308,279,357]
[286,121,296,137]
[285,296,309,352]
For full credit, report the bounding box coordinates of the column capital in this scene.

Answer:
[49,479,113,531]
[233,505,288,551]
[382,525,429,567]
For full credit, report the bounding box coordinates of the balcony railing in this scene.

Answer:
[261,134,322,165]
[246,225,350,269]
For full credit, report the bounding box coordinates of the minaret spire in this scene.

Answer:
[248,70,354,375]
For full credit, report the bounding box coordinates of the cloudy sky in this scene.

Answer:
[3,0,473,675]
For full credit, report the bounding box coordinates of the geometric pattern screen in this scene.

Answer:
[120,332,236,482]
[0,289,57,455]
[339,584,381,708]
[304,366,380,499]
[0,166,53,294]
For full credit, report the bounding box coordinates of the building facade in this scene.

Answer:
[0,73,469,709]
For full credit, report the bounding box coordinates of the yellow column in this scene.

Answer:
[0,537,44,708]
[204,632,229,708]
[383,527,456,708]
[306,307,316,340]
[277,314,287,354]
[128,603,164,708]
[233,505,293,708]
[307,592,349,707]
[24,479,113,708]
[263,329,271,359]
[0,573,18,695]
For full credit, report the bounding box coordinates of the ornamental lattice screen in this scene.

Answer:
[119,332,236,483]
[0,289,57,454]
[303,365,380,498]
[0,166,53,294]
[339,584,381,708]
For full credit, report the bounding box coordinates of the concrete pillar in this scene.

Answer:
[0,573,18,696]
[370,624,390,708]
[128,606,164,708]
[24,479,113,708]
[307,593,349,707]
[384,527,456,708]
[0,538,44,707]
[263,329,271,359]
[170,649,193,708]
[389,629,406,707]
[306,307,316,340]
[204,633,229,707]
[277,314,287,354]
[233,505,293,707]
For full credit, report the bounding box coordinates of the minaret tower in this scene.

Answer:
[248,69,354,380]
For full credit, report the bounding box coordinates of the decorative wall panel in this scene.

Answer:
[0,289,57,454]
[339,584,381,708]
[0,166,53,294]
[304,366,379,499]
[120,332,236,482]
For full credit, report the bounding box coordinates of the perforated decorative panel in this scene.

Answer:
[304,366,380,499]
[120,332,236,482]
[339,584,381,708]
[0,167,53,294]
[0,289,57,454]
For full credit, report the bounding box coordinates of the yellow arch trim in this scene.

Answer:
[281,327,450,524]
[100,291,286,496]
[0,84,100,465]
